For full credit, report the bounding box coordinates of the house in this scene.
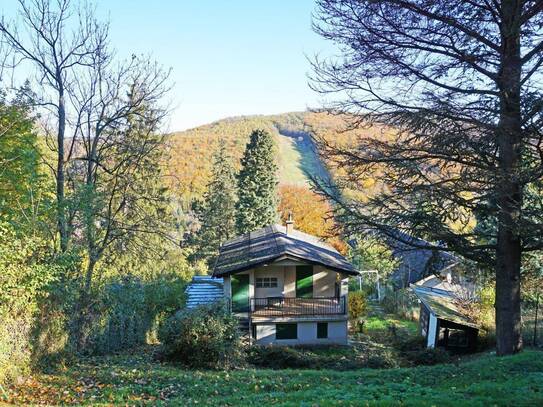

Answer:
[412,275,479,352]
[212,218,359,345]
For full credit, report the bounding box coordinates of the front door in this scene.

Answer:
[296,266,313,298]
[231,274,250,312]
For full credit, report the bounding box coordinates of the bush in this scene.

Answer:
[79,275,186,355]
[394,335,427,352]
[247,346,314,369]
[366,351,399,369]
[477,330,496,351]
[403,347,453,366]
[394,335,453,366]
[0,221,72,386]
[158,302,241,369]
[382,288,419,320]
[246,345,367,370]
[349,291,367,332]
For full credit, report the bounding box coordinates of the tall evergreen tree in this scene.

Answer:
[311,0,543,354]
[191,146,238,267]
[236,129,278,234]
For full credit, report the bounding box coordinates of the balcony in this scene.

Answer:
[249,296,346,317]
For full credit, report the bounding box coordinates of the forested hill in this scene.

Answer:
[166,111,384,207]
[166,112,316,205]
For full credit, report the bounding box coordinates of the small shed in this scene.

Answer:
[412,285,479,352]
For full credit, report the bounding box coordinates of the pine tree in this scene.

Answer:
[236,129,278,234]
[191,146,238,267]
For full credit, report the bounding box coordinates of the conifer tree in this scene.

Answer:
[191,146,238,267]
[236,129,278,234]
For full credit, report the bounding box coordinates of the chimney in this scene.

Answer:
[286,212,294,234]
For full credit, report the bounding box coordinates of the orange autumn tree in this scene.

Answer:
[278,185,347,254]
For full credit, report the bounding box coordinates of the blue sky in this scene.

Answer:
[2,1,329,131]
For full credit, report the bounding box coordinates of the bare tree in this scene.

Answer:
[0,0,108,252]
[64,52,172,346]
[311,0,543,355]
[72,53,172,293]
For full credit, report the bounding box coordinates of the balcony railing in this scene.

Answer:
[249,296,346,317]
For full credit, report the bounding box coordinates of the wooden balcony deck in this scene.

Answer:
[249,296,346,317]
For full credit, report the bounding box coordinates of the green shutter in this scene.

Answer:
[276,323,297,340]
[317,322,328,339]
[296,266,313,298]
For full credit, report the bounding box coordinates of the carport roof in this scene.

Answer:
[412,286,479,329]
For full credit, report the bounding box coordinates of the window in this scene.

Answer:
[276,323,297,340]
[317,322,328,339]
[256,277,278,288]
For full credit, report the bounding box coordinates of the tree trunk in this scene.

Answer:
[57,86,68,252]
[495,0,523,355]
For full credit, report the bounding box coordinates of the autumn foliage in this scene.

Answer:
[278,185,347,254]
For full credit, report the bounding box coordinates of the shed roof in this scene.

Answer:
[185,276,224,309]
[212,224,358,277]
[412,286,479,329]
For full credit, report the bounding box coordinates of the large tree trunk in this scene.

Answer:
[495,0,523,355]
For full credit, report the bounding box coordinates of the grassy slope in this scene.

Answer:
[275,132,308,185]
[5,350,543,406]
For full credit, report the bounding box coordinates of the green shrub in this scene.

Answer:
[0,221,77,386]
[246,346,313,369]
[382,288,419,320]
[477,330,496,351]
[158,302,241,369]
[246,345,368,370]
[72,275,187,355]
[403,347,453,366]
[366,351,399,369]
[393,335,453,366]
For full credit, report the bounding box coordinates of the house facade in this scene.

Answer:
[212,220,358,345]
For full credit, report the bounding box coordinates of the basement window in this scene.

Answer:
[317,322,328,339]
[276,323,297,340]
[256,277,278,288]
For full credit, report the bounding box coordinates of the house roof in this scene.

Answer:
[384,230,459,288]
[212,224,358,277]
[412,286,479,329]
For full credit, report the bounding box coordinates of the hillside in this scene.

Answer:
[165,111,383,207]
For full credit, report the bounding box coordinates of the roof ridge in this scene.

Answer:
[212,223,357,277]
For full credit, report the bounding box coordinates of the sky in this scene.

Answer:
[2,1,330,131]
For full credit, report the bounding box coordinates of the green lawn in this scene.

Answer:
[364,315,419,336]
[4,349,542,406]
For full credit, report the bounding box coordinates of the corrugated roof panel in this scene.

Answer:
[185,276,224,309]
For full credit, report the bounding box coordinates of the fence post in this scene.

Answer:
[534,292,540,347]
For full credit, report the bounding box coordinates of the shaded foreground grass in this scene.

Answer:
[4,349,543,406]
